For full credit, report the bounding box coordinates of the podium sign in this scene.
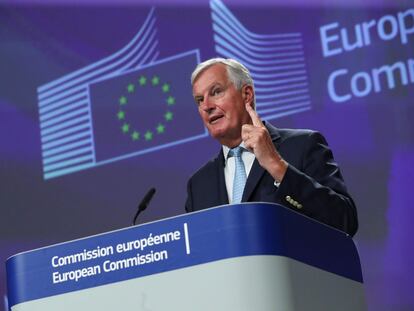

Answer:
[7,203,365,310]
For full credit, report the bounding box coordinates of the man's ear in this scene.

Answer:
[242,85,254,107]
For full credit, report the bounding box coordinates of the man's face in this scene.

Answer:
[192,64,252,147]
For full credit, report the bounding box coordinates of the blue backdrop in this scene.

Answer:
[1,1,413,310]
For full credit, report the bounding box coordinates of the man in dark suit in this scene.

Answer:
[185,58,358,236]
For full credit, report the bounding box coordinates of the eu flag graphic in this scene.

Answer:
[89,51,205,163]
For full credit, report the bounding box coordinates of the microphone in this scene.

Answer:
[132,187,156,226]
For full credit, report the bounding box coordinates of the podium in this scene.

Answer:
[6,203,365,310]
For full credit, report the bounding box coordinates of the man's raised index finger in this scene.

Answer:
[246,103,263,127]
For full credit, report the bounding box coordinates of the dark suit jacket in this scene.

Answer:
[185,123,358,236]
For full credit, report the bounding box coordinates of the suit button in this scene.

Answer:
[285,195,291,201]
[297,204,303,209]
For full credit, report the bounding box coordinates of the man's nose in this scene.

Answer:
[200,96,215,113]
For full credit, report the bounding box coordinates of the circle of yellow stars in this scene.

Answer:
[117,74,176,142]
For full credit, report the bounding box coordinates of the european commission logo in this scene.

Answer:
[37,2,312,180]
[37,49,203,180]
[36,8,205,180]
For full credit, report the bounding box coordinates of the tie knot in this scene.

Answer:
[229,146,243,158]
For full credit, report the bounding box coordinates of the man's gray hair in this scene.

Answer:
[191,58,255,106]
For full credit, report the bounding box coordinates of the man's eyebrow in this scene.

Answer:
[209,82,223,89]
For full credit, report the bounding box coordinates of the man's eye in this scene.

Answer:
[194,97,203,105]
[212,88,223,96]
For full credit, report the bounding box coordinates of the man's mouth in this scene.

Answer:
[209,115,224,124]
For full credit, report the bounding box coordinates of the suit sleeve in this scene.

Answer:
[277,131,358,236]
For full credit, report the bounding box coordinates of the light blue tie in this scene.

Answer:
[229,146,247,204]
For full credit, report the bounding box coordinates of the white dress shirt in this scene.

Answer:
[223,144,281,204]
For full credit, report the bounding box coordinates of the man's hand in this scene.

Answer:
[242,104,288,183]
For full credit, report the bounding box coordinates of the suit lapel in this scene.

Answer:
[242,122,281,202]
[241,159,265,202]
[216,149,229,205]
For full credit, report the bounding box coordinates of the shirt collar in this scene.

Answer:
[222,142,250,162]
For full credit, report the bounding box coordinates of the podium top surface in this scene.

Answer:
[6,203,362,307]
